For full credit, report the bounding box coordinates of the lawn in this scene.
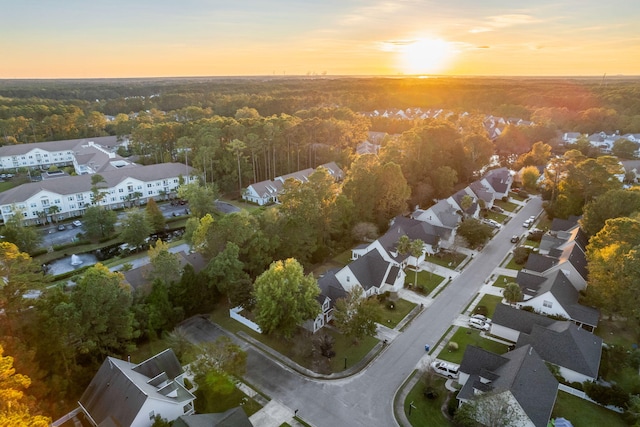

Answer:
[405,269,445,296]
[492,274,517,288]
[195,385,262,416]
[377,298,417,328]
[472,294,503,318]
[494,199,519,212]
[484,211,508,223]
[504,255,525,271]
[427,251,466,269]
[551,391,628,427]
[509,191,529,202]
[405,376,452,427]
[595,318,639,348]
[210,303,379,374]
[437,328,509,364]
[0,180,20,193]
[332,249,353,266]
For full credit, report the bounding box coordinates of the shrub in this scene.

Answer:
[521,306,535,312]
[513,246,531,265]
[502,196,509,202]
[528,229,544,242]
[518,190,529,198]
[448,341,459,352]
[584,381,630,408]
[447,390,460,416]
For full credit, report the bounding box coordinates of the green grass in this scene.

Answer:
[378,298,417,328]
[404,376,452,427]
[523,238,540,248]
[195,386,262,416]
[492,274,517,288]
[210,303,378,374]
[504,256,525,271]
[484,211,508,223]
[473,294,503,318]
[595,318,639,348]
[0,180,20,193]
[427,252,466,269]
[551,391,628,427]
[332,249,353,266]
[437,328,509,364]
[494,199,519,212]
[509,192,528,202]
[405,270,445,296]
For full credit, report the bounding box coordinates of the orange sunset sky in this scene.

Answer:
[2,0,640,79]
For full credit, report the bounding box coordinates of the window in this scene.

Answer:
[543,300,553,308]
[30,203,37,208]
[54,199,61,204]
[147,183,152,188]
[119,188,124,193]
[68,196,74,201]
[70,204,76,209]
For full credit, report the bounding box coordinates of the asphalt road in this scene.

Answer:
[180,196,544,426]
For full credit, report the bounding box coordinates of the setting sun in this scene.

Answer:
[400,38,455,75]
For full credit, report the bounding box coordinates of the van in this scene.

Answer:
[430,361,459,379]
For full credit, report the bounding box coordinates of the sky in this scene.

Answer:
[1,0,640,78]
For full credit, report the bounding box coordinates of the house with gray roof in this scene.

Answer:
[517,321,602,383]
[515,270,599,330]
[79,348,195,427]
[0,162,196,225]
[123,251,207,291]
[447,189,480,218]
[173,408,253,427]
[412,199,460,248]
[522,238,588,292]
[335,246,405,297]
[242,162,344,206]
[304,268,348,333]
[468,181,495,209]
[457,345,558,427]
[490,303,557,343]
[480,167,512,199]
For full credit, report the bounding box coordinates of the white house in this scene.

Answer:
[79,348,195,427]
[242,162,344,206]
[336,247,405,296]
[0,162,196,225]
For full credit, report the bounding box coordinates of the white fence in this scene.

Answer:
[229,306,262,333]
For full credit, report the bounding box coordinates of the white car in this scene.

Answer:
[471,314,491,324]
[484,219,501,229]
[72,220,82,227]
[468,317,490,331]
[430,361,459,379]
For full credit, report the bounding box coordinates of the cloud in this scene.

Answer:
[469,14,539,33]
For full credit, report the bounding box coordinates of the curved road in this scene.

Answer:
[230,197,542,426]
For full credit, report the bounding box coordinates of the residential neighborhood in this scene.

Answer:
[2,76,640,427]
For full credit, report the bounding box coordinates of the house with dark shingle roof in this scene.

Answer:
[517,321,602,383]
[516,270,599,330]
[457,345,558,427]
[490,303,557,343]
[79,348,195,427]
[335,246,405,297]
[412,199,460,249]
[447,189,480,218]
[173,407,253,427]
[480,167,513,199]
[468,181,495,209]
[304,268,347,333]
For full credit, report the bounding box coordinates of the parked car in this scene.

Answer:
[523,219,532,228]
[485,219,501,229]
[72,220,82,227]
[471,314,491,324]
[430,361,459,379]
[510,235,520,243]
[468,317,490,331]
[57,224,66,231]
[490,205,504,213]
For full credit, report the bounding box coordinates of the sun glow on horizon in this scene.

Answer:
[399,38,456,75]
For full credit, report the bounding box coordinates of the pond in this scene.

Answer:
[45,253,98,276]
